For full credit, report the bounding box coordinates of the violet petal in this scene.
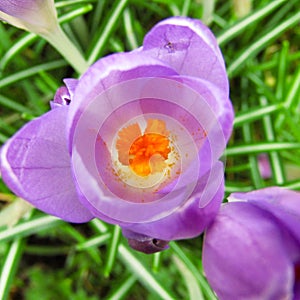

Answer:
[67,51,179,150]
[121,162,224,240]
[0,107,93,223]
[143,16,229,96]
[203,202,295,300]
[230,187,300,245]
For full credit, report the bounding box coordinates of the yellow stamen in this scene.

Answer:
[116,123,141,165]
[116,119,171,177]
[145,119,169,136]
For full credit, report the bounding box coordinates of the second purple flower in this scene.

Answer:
[203,187,300,299]
[0,17,233,253]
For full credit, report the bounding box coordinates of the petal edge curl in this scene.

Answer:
[0,107,93,223]
[143,16,229,96]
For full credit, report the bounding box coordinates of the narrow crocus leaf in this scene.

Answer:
[173,255,204,300]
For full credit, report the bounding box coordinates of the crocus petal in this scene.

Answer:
[230,187,300,246]
[51,86,70,108]
[67,51,179,150]
[63,78,78,100]
[51,78,78,108]
[121,162,224,240]
[0,0,58,34]
[203,202,295,300]
[142,16,229,96]
[175,75,234,143]
[0,107,93,223]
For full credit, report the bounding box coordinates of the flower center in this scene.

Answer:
[116,119,171,177]
[128,133,170,176]
[107,114,190,196]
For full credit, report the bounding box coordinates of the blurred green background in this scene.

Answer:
[0,0,300,299]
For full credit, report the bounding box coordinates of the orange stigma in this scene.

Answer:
[116,119,171,177]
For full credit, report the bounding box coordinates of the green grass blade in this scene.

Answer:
[58,4,94,25]
[225,184,253,193]
[118,244,176,300]
[123,8,138,50]
[90,218,109,233]
[284,181,300,190]
[217,0,286,45]
[181,0,191,17]
[152,252,162,273]
[225,142,300,156]
[241,102,264,189]
[0,215,63,243]
[75,233,111,251]
[227,10,300,76]
[0,33,36,72]
[234,103,281,127]
[0,60,67,88]
[104,225,122,277]
[170,242,217,300]
[173,255,204,300]
[0,239,24,300]
[275,41,290,100]
[275,66,300,129]
[0,94,33,114]
[88,0,129,64]
[107,275,137,300]
[260,97,285,184]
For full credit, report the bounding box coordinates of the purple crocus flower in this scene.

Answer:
[0,17,234,253]
[203,187,300,299]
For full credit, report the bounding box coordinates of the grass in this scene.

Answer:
[0,0,300,299]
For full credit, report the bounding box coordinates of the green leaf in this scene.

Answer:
[173,255,204,300]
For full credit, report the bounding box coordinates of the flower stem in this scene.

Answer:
[42,24,89,75]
